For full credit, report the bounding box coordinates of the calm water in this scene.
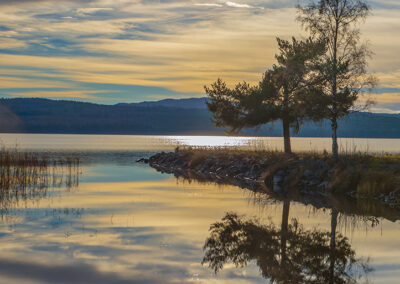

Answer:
[0,133,399,153]
[0,134,399,284]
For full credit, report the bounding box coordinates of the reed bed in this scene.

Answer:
[0,147,80,213]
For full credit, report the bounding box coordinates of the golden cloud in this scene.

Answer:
[0,1,399,102]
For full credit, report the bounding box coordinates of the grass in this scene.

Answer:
[175,146,400,198]
[330,154,400,196]
[0,147,80,213]
[175,145,297,160]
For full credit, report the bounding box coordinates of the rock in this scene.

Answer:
[318,181,330,190]
[273,171,286,185]
[273,184,286,195]
[309,179,320,187]
[303,169,313,178]
[136,158,149,163]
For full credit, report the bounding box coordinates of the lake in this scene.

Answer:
[0,133,400,153]
[0,134,399,283]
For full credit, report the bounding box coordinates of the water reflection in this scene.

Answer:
[0,158,399,283]
[203,204,371,283]
[168,166,400,226]
[0,159,80,225]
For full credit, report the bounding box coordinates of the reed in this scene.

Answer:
[0,147,80,213]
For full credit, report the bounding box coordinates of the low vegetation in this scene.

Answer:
[328,154,400,196]
[151,147,400,204]
[0,147,80,213]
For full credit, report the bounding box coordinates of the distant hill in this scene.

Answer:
[117,97,209,109]
[0,97,399,138]
[0,98,219,135]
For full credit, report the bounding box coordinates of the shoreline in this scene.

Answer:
[147,149,400,211]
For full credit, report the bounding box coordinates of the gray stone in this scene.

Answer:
[318,181,330,190]
[303,169,313,178]
[273,175,284,184]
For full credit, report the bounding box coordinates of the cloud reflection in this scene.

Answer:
[0,162,399,283]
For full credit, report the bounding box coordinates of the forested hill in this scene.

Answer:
[117,97,209,109]
[0,98,219,135]
[0,97,399,138]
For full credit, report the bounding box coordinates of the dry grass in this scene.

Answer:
[330,154,400,196]
[176,146,400,197]
[176,145,291,160]
[187,152,208,167]
[0,147,80,213]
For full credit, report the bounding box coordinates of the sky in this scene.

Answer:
[0,0,399,113]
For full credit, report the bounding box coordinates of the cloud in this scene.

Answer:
[5,90,106,100]
[369,0,400,9]
[0,258,149,284]
[374,69,400,89]
[369,107,400,114]
[0,0,95,4]
[370,92,400,104]
[0,38,27,49]
[0,6,298,93]
[0,75,71,89]
[0,0,398,108]
[362,90,400,113]
[194,3,223,7]
[225,1,252,8]
[76,7,114,16]
[195,2,257,9]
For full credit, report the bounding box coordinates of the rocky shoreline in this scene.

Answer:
[145,150,400,209]
[148,152,266,193]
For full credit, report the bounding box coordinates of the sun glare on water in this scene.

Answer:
[165,136,258,148]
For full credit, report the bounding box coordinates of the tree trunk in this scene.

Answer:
[331,117,339,160]
[282,119,292,154]
[280,199,290,279]
[331,13,339,161]
[280,199,290,259]
[329,208,338,284]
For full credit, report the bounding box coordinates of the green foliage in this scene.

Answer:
[205,38,326,153]
[205,79,270,132]
[206,37,325,132]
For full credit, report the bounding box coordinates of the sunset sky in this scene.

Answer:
[0,0,399,113]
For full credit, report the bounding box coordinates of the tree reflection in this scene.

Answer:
[202,201,371,283]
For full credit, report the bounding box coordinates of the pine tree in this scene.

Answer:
[206,38,325,153]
